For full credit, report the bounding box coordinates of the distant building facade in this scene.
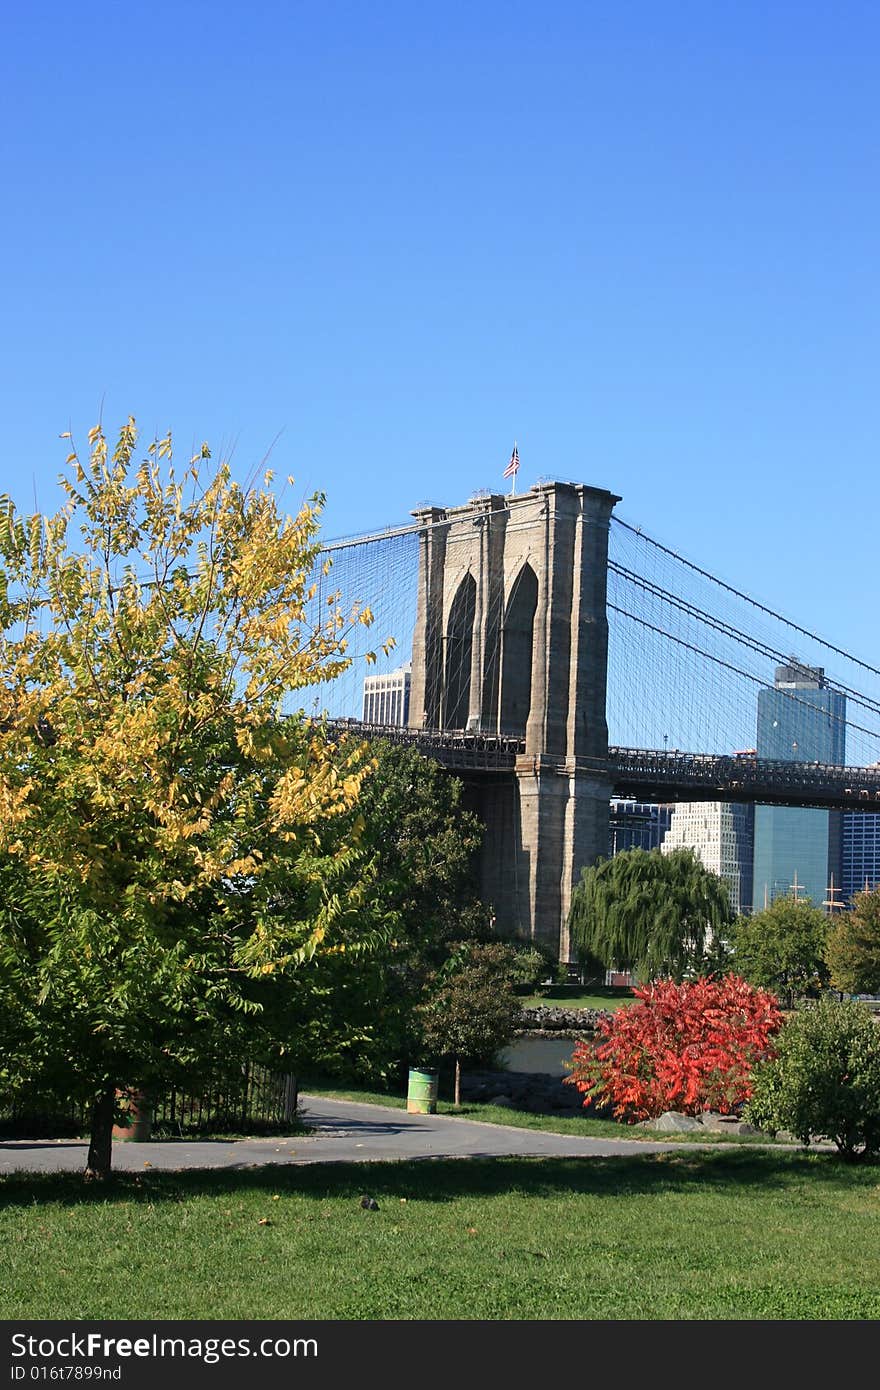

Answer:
[362,663,412,727]
[842,812,880,901]
[662,801,754,916]
[752,660,846,909]
[608,800,672,857]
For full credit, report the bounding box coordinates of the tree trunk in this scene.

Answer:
[454,1057,461,1107]
[86,1086,116,1180]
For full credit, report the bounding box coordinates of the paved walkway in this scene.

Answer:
[0,1095,704,1174]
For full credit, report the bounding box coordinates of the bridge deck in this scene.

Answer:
[326,720,880,810]
[607,747,880,810]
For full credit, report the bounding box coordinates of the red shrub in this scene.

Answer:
[567,975,783,1121]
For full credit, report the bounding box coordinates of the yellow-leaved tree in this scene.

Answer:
[0,417,389,1176]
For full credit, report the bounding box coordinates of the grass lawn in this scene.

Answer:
[2,1150,878,1320]
[518,985,638,1011]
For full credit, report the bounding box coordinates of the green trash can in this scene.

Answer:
[407,1067,439,1114]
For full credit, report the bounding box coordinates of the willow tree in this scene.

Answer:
[568,847,733,982]
[0,418,389,1177]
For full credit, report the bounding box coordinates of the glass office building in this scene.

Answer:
[752,661,846,909]
[842,812,880,900]
[608,800,672,857]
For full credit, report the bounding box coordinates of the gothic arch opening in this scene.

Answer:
[499,563,538,737]
[442,573,476,729]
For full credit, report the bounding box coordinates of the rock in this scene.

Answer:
[459,1067,589,1116]
[699,1111,741,1131]
[700,1112,762,1137]
[516,1006,609,1033]
[643,1111,704,1133]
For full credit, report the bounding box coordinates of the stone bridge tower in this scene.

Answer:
[408,481,621,960]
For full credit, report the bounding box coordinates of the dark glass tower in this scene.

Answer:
[752,661,846,909]
[842,812,880,900]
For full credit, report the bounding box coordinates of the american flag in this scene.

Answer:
[503,443,519,479]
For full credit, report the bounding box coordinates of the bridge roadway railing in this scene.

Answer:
[606,748,880,810]
[323,719,525,770]
[323,721,880,808]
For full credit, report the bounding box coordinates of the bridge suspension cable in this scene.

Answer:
[609,562,880,725]
[289,501,880,772]
[607,603,880,746]
[613,516,880,681]
[608,516,880,766]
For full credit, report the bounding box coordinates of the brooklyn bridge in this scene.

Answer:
[302,482,880,959]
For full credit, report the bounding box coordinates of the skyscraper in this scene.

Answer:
[663,801,754,915]
[608,799,672,857]
[842,811,880,901]
[752,660,846,909]
[362,663,412,726]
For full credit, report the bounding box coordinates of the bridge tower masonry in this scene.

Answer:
[408,481,621,961]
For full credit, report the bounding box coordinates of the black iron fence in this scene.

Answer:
[0,1096,89,1139]
[0,1065,299,1140]
[150,1065,298,1137]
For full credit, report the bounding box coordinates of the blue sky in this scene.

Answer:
[2,2,878,660]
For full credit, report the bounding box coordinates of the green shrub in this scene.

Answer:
[746,998,880,1161]
[414,943,522,1104]
[505,944,554,988]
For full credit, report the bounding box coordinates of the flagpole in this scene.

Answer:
[503,440,519,496]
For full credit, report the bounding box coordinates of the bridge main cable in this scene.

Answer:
[319,501,524,553]
[609,560,880,721]
[608,603,880,745]
[613,515,880,681]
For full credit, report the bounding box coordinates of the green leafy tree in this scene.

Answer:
[415,943,522,1105]
[264,739,490,1085]
[746,998,880,1161]
[0,417,388,1177]
[732,896,830,1006]
[356,739,488,963]
[825,887,880,996]
[503,943,557,989]
[568,847,733,983]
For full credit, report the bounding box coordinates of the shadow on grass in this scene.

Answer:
[0,1147,868,1212]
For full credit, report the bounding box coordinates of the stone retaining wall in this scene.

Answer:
[469,1006,609,1114]
[461,1068,585,1114]
[515,1005,609,1033]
